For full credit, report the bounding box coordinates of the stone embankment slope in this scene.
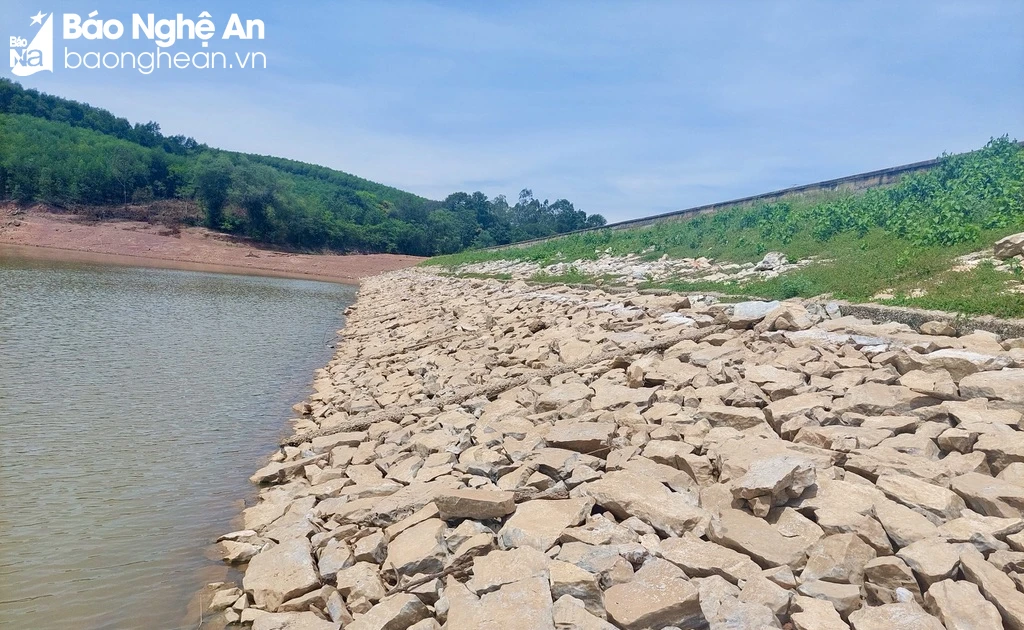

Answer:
[212,269,1024,630]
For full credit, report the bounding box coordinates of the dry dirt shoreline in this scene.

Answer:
[0,207,423,284]
[205,268,1024,629]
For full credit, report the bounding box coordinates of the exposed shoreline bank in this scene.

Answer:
[0,208,422,285]
[207,268,1024,629]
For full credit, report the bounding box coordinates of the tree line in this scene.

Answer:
[0,79,605,256]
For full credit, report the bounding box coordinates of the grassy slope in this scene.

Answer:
[427,139,1024,318]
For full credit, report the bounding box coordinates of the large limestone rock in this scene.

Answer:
[557,338,595,363]
[384,518,447,576]
[642,440,696,470]
[318,539,355,583]
[801,534,877,585]
[959,549,1024,630]
[796,580,862,619]
[346,593,430,630]
[537,382,593,411]
[435,489,516,520]
[604,558,704,630]
[938,511,1024,549]
[730,300,781,328]
[974,432,1024,474]
[693,574,742,624]
[920,320,955,336]
[334,563,387,603]
[690,344,745,367]
[243,539,320,612]
[845,447,948,484]
[365,479,463,526]
[658,534,761,583]
[863,556,922,606]
[549,561,605,619]
[896,539,963,587]
[556,542,635,587]
[209,587,243,612]
[789,595,849,630]
[994,232,1024,260]
[707,599,781,629]
[739,574,793,618]
[813,507,891,556]
[770,506,824,551]
[697,404,768,430]
[498,497,593,551]
[959,369,1024,404]
[837,383,938,415]
[708,508,806,569]
[712,437,837,483]
[876,473,965,524]
[898,368,960,399]
[765,393,834,427]
[949,472,1024,518]
[924,578,1003,630]
[745,364,805,389]
[590,383,657,410]
[796,426,892,451]
[251,454,329,485]
[446,576,555,630]
[251,611,341,630]
[552,595,616,630]
[467,546,551,594]
[755,252,788,270]
[730,454,816,516]
[896,349,1012,382]
[756,303,817,333]
[545,421,616,456]
[847,602,943,630]
[872,497,937,549]
[574,470,707,537]
[560,514,639,547]
[222,540,262,564]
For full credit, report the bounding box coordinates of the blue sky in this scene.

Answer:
[4,1,1023,222]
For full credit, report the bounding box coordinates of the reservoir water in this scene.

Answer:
[0,252,356,629]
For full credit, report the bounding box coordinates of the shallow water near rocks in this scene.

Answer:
[0,253,354,629]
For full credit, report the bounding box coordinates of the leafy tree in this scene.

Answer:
[194,153,234,228]
[108,145,146,207]
[231,162,283,240]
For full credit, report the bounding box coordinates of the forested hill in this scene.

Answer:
[0,79,605,256]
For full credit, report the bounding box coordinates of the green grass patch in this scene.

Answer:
[884,262,1024,318]
[442,271,512,281]
[528,268,595,285]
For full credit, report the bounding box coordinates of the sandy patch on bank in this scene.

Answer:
[0,207,422,284]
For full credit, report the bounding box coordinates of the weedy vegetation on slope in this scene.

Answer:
[428,137,1024,318]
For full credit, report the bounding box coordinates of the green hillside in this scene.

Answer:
[429,138,1024,317]
[0,79,604,256]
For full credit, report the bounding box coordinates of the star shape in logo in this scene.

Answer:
[30,11,47,25]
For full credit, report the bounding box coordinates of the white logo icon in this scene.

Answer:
[10,11,54,76]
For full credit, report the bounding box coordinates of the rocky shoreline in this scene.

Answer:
[208,268,1024,629]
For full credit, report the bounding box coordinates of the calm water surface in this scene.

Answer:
[0,252,355,629]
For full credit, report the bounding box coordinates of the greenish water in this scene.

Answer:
[0,253,355,629]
